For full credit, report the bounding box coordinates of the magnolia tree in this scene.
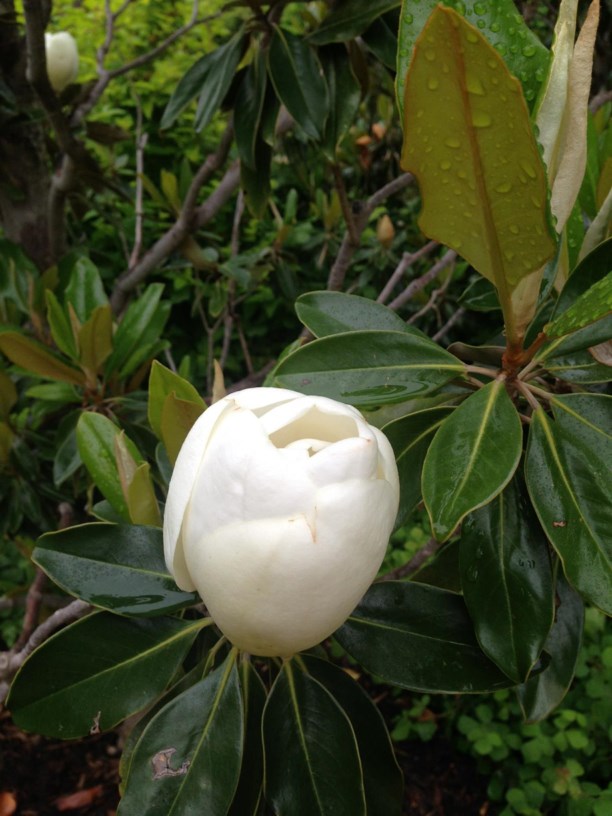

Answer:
[0,0,611,813]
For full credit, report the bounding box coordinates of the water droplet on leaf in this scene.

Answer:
[472,110,492,128]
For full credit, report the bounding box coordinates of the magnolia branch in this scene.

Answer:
[387,249,457,311]
[326,173,414,291]
[110,124,239,313]
[0,599,91,704]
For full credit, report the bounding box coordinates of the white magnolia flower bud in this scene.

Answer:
[44,32,79,93]
[164,387,400,657]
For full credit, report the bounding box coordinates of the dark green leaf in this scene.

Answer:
[396,0,549,120]
[383,406,455,527]
[296,291,422,337]
[320,45,361,158]
[234,49,267,168]
[517,576,584,721]
[459,277,501,312]
[411,539,462,592]
[64,257,108,323]
[53,411,81,487]
[543,347,611,383]
[336,581,513,692]
[263,661,366,816]
[361,15,398,69]
[33,523,198,616]
[301,655,403,816]
[275,330,465,409]
[119,655,243,816]
[194,33,245,132]
[267,27,329,140]
[460,476,555,683]
[7,613,204,738]
[227,661,267,816]
[162,32,243,129]
[105,283,169,377]
[45,289,77,359]
[556,237,612,315]
[423,380,522,541]
[526,407,612,614]
[240,138,272,219]
[309,0,400,45]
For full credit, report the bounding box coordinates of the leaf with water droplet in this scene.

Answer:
[545,270,612,339]
[401,5,556,328]
[396,0,550,120]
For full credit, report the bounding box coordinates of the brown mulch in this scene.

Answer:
[0,709,495,815]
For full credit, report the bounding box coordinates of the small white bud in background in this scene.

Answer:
[44,32,79,93]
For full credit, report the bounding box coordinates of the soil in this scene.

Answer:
[0,708,496,816]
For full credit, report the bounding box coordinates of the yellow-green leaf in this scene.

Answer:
[148,360,205,440]
[400,7,556,328]
[127,463,162,527]
[78,305,113,379]
[0,421,14,463]
[161,392,204,465]
[160,170,182,215]
[0,331,85,386]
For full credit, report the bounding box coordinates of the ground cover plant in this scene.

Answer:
[0,0,610,813]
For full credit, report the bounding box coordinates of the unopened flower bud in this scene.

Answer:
[44,32,79,93]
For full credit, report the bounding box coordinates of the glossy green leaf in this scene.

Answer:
[396,0,549,120]
[361,15,398,69]
[526,407,612,614]
[105,283,168,377]
[263,661,366,816]
[7,613,204,738]
[53,412,81,487]
[34,523,195,616]
[76,412,143,520]
[517,576,584,721]
[538,315,612,360]
[240,138,272,219]
[310,0,400,44]
[545,271,612,339]
[162,32,244,130]
[78,304,113,377]
[227,661,267,816]
[119,655,243,816]
[543,347,612,383]
[423,379,522,541]
[301,655,403,816]
[320,45,361,158]
[383,406,455,527]
[275,330,465,409]
[0,331,85,386]
[556,237,612,315]
[64,257,108,323]
[234,49,267,168]
[459,277,501,312]
[460,476,555,683]
[194,33,245,132]
[400,7,556,317]
[267,27,329,140]
[411,539,463,592]
[148,360,204,441]
[45,289,77,359]
[296,291,422,337]
[336,582,513,692]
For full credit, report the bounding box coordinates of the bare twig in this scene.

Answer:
[377,240,438,305]
[589,88,612,114]
[432,306,466,343]
[110,124,238,313]
[326,172,414,292]
[128,99,149,269]
[380,537,442,582]
[0,599,91,704]
[387,250,457,311]
[332,163,360,246]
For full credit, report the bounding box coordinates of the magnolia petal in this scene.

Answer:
[183,406,317,538]
[579,185,612,261]
[183,492,391,656]
[231,385,301,414]
[163,399,232,581]
[259,396,361,448]
[371,425,401,497]
[306,436,378,487]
